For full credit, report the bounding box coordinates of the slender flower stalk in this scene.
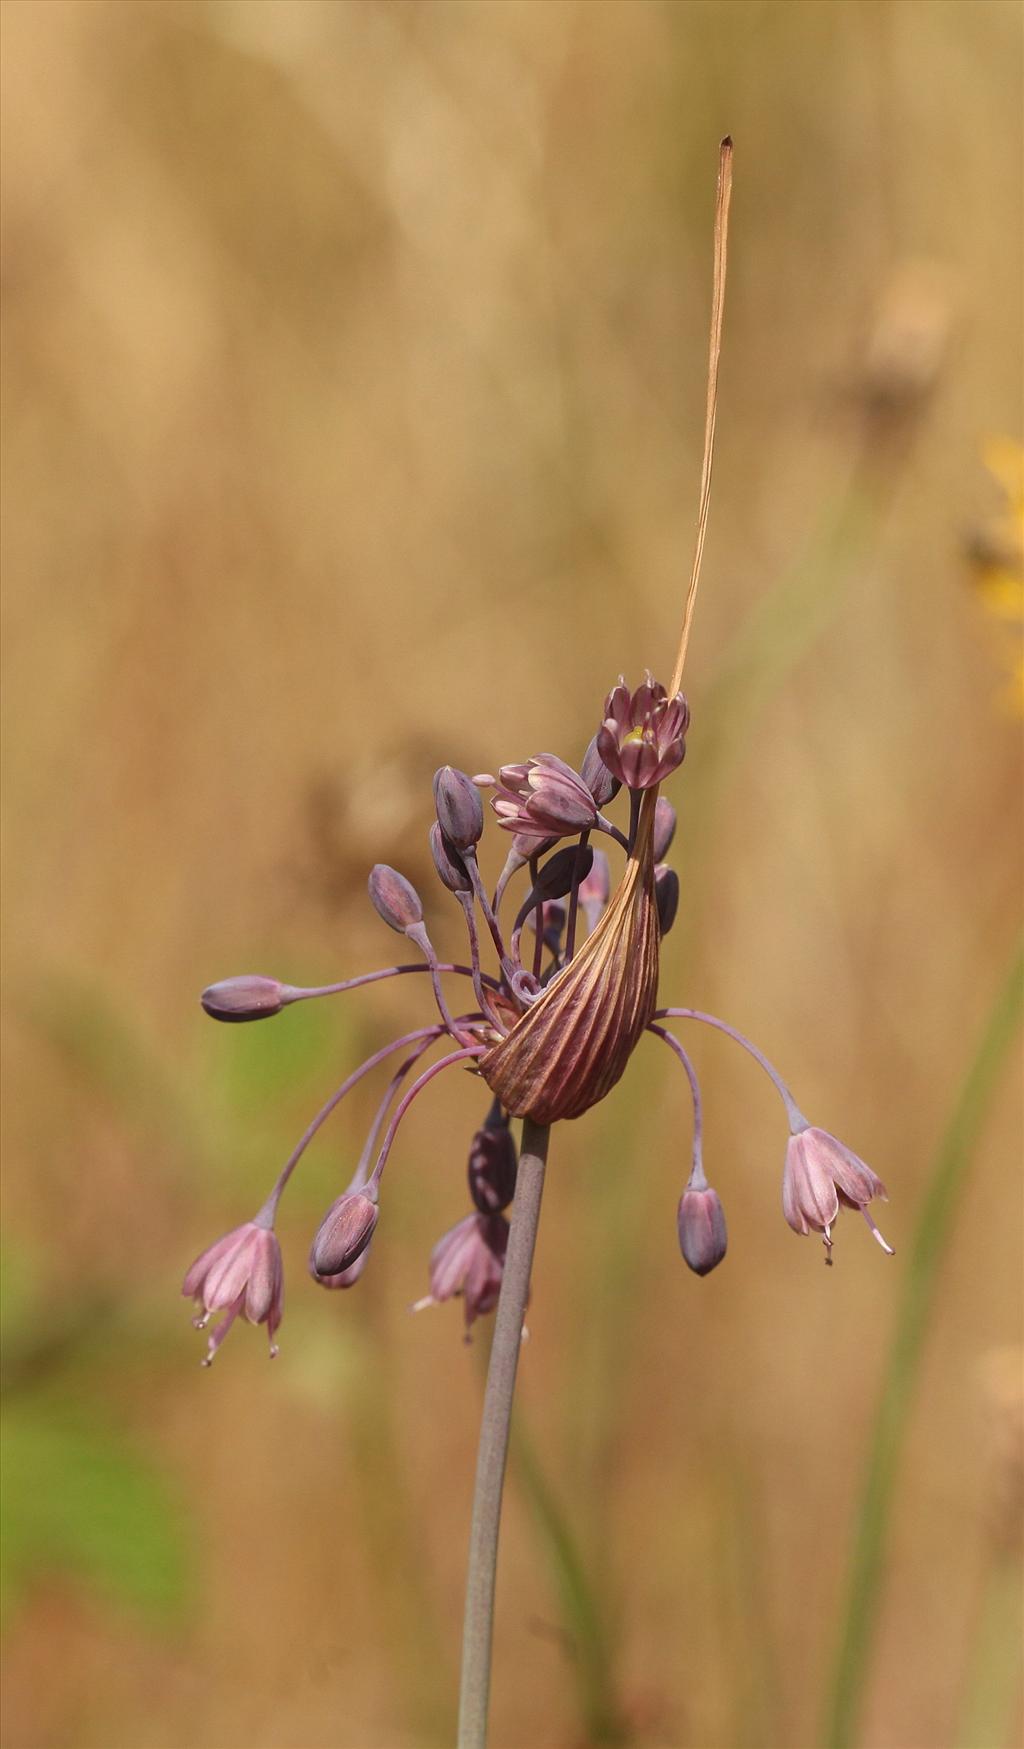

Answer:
[458,1119,549,1749]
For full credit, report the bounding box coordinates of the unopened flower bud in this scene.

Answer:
[311,1188,379,1277]
[368,864,423,933]
[467,1104,518,1213]
[677,1186,728,1276]
[655,864,680,935]
[533,843,595,902]
[430,823,473,894]
[581,733,621,807]
[201,975,289,1023]
[182,1217,284,1362]
[309,1241,372,1290]
[433,766,484,850]
[653,798,677,862]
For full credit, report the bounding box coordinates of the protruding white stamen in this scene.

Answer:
[861,1209,895,1255]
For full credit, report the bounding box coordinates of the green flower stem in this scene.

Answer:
[458,1118,550,1749]
[824,933,1024,1749]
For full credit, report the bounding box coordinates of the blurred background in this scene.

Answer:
[2,3,1022,1746]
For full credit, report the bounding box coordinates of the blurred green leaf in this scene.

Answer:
[824,932,1024,1749]
[513,1421,628,1746]
[1,1399,191,1627]
[216,985,348,1116]
[21,973,200,1149]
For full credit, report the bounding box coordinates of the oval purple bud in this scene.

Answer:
[201,976,288,1022]
[311,1189,379,1277]
[368,864,423,933]
[433,766,484,851]
[677,1186,727,1276]
[468,1108,518,1213]
[655,864,680,936]
[653,798,677,862]
[534,843,595,902]
[581,733,621,807]
[430,823,473,894]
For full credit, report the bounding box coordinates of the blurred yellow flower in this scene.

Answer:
[968,439,1024,711]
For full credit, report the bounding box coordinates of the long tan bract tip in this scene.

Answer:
[669,136,733,699]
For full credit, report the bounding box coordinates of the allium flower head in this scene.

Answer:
[597,673,690,790]
[183,1217,283,1364]
[186,140,892,1393]
[782,1124,893,1263]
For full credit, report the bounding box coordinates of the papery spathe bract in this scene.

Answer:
[480,791,660,1123]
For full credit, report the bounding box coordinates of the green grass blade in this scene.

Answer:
[513,1420,629,1746]
[824,933,1024,1749]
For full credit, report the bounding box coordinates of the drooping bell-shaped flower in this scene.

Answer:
[415,1212,510,1334]
[782,1124,893,1263]
[182,1216,284,1364]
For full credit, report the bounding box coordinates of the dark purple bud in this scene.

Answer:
[309,1239,372,1290]
[468,1105,518,1213]
[581,733,621,807]
[433,766,484,851]
[655,864,680,935]
[201,976,290,1022]
[653,798,677,862]
[430,823,473,894]
[368,864,423,933]
[534,843,595,902]
[677,1186,727,1276]
[311,1189,379,1277]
